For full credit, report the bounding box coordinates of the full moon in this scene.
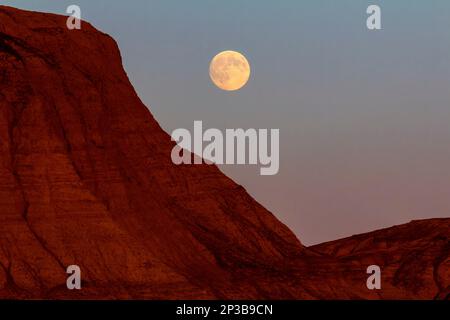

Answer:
[209,51,251,91]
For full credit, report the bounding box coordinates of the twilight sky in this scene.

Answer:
[4,0,450,245]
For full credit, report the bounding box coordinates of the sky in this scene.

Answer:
[3,0,450,245]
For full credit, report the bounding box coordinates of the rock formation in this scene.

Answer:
[0,5,448,299]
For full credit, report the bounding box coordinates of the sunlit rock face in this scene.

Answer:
[0,5,305,299]
[0,5,448,299]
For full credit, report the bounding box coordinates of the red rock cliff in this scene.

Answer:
[0,5,306,299]
[0,6,448,299]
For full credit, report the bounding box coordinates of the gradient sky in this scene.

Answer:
[4,0,450,245]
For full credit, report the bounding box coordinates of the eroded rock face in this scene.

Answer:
[0,6,448,299]
[0,5,305,299]
[311,219,450,299]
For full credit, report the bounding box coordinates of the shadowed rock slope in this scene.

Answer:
[311,218,450,299]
